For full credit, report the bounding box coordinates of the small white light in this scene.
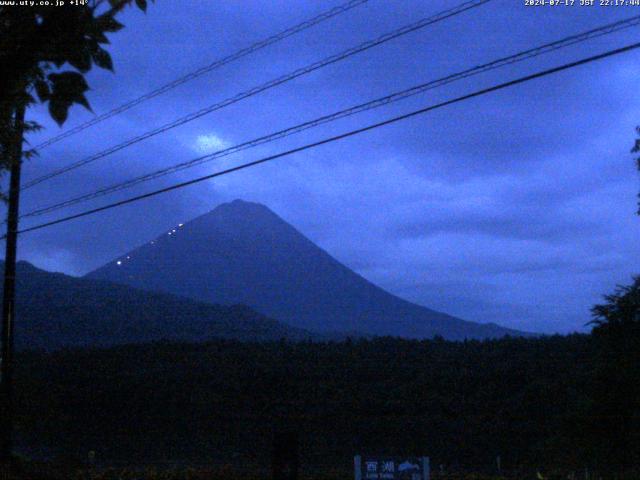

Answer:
[168,232,172,236]
[117,261,122,266]
[127,256,130,259]
[178,223,183,227]
[172,229,176,233]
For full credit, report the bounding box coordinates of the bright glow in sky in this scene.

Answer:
[193,134,229,154]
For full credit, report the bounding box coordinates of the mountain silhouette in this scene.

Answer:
[87,199,527,340]
[5,260,315,350]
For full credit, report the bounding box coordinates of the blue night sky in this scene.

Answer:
[9,0,640,334]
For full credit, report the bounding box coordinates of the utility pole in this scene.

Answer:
[0,101,25,464]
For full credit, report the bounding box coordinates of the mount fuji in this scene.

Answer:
[86,199,526,340]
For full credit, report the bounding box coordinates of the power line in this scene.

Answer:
[12,41,640,238]
[21,0,491,190]
[31,0,370,151]
[20,14,640,219]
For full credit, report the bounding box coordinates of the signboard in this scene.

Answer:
[354,456,430,480]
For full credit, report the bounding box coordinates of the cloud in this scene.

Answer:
[192,133,230,154]
[12,1,640,334]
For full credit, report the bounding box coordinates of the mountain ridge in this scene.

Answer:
[86,199,528,340]
[4,260,319,350]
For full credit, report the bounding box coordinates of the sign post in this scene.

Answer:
[354,456,430,480]
[355,455,362,480]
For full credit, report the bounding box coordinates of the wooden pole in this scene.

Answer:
[0,101,25,463]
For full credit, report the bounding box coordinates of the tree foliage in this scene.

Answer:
[588,278,640,474]
[590,276,640,335]
[0,0,152,193]
[14,334,631,477]
[631,126,640,214]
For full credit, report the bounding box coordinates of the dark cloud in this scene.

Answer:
[6,0,639,334]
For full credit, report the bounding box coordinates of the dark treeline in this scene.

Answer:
[11,332,639,477]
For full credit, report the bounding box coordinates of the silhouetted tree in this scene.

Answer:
[0,0,153,466]
[588,278,640,474]
[631,126,640,214]
[13,335,599,474]
[590,277,640,335]
[0,0,152,176]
